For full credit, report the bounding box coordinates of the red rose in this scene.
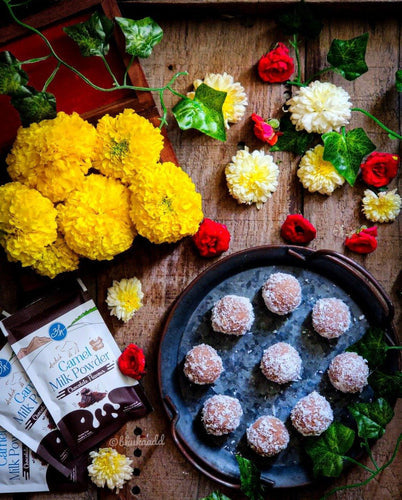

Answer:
[345,226,378,254]
[192,218,231,258]
[360,152,399,188]
[118,344,146,380]
[280,214,317,244]
[251,114,282,145]
[257,42,295,83]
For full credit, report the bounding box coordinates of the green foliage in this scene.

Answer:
[0,51,28,96]
[327,33,369,81]
[115,16,163,58]
[270,114,315,155]
[349,398,394,440]
[346,327,388,368]
[369,370,402,401]
[236,455,265,500]
[11,87,56,126]
[322,128,376,186]
[64,11,114,57]
[396,70,402,92]
[305,422,355,478]
[200,493,231,500]
[172,83,227,141]
[276,0,323,39]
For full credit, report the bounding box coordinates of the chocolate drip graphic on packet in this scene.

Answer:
[2,280,152,457]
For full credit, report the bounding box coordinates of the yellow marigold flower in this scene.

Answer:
[31,235,80,279]
[57,174,136,260]
[93,109,164,184]
[106,277,144,322]
[130,162,203,244]
[225,147,279,209]
[362,189,401,223]
[88,448,133,492]
[297,145,345,195]
[6,112,97,203]
[0,182,57,267]
[187,72,248,128]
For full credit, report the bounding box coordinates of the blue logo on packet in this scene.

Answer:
[49,322,67,341]
[0,359,11,378]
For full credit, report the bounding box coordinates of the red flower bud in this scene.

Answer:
[257,42,295,83]
[280,214,317,244]
[118,344,146,380]
[192,218,231,258]
[344,227,378,254]
[251,113,282,145]
[360,152,399,188]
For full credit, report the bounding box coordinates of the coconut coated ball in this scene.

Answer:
[260,342,302,384]
[201,395,243,436]
[328,352,369,393]
[211,295,254,336]
[262,272,302,315]
[291,391,333,436]
[312,298,351,339]
[183,344,223,385]
[247,416,289,457]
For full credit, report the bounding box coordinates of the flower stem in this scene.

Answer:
[123,54,135,86]
[385,345,402,350]
[287,33,304,87]
[21,54,52,65]
[362,438,379,471]
[42,61,61,92]
[342,455,375,474]
[305,66,336,85]
[100,55,119,87]
[352,107,402,140]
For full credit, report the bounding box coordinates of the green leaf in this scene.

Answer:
[349,398,394,440]
[11,87,56,126]
[199,493,231,500]
[322,128,376,186]
[346,327,387,368]
[270,114,315,155]
[115,17,163,58]
[396,70,402,92]
[64,11,114,57]
[369,370,402,401]
[0,51,28,96]
[172,83,227,141]
[276,1,323,39]
[327,33,369,81]
[235,455,265,500]
[305,422,355,478]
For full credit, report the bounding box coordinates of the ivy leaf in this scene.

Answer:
[349,398,394,440]
[0,51,28,96]
[346,327,388,368]
[270,114,315,155]
[200,493,231,500]
[115,17,163,58]
[63,11,114,57]
[305,422,355,478]
[235,455,265,500]
[327,33,369,81]
[276,1,323,39]
[396,70,402,92]
[172,83,227,141]
[322,128,376,186]
[11,87,56,126]
[369,371,402,401]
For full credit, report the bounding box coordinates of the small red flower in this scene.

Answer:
[118,344,146,380]
[257,42,295,83]
[360,152,399,188]
[345,226,378,254]
[192,218,231,258]
[251,114,282,146]
[280,214,317,244]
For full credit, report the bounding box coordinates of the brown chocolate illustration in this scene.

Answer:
[78,388,107,408]
[89,337,104,351]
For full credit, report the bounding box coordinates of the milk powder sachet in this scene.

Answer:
[1,280,152,457]
[0,336,78,477]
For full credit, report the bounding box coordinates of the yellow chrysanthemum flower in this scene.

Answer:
[362,189,401,222]
[297,145,345,195]
[187,72,248,128]
[225,147,279,209]
[93,109,164,184]
[129,162,203,244]
[6,112,97,202]
[31,235,80,279]
[0,182,57,267]
[106,277,144,322]
[88,448,133,492]
[57,174,136,260]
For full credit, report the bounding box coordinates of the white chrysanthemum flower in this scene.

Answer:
[362,189,401,222]
[187,72,248,128]
[106,277,144,323]
[287,81,352,134]
[225,146,279,209]
[88,448,133,492]
[297,145,345,195]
